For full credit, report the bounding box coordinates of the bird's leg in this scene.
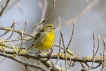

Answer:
[37,50,41,56]
[51,48,53,53]
[46,48,53,60]
[36,50,42,61]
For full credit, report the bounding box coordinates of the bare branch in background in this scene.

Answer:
[0,26,33,37]
[24,20,27,32]
[33,0,56,27]
[100,39,106,71]
[55,0,98,31]
[0,0,10,16]
[66,19,76,49]
[6,19,16,40]
[95,35,100,56]
[16,2,23,16]
[39,0,48,22]
[0,19,16,38]
[56,16,61,29]
[3,0,20,14]
[55,31,62,65]
[85,0,91,4]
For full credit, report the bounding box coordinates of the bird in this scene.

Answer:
[28,24,55,51]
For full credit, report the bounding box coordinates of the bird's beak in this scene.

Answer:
[54,27,56,29]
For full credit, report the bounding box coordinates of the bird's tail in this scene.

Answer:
[27,45,35,50]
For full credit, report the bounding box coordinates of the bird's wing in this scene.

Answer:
[32,32,47,46]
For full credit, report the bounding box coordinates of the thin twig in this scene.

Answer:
[55,31,62,65]
[33,0,56,27]
[67,54,76,70]
[85,0,91,4]
[24,20,27,32]
[88,32,96,70]
[0,0,10,16]
[20,31,23,48]
[60,63,62,71]
[0,28,8,37]
[6,19,16,40]
[94,35,100,56]
[4,0,19,13]
[66,19,76,49]
[100,39,106,71]
[0,26,33,37]
[0,20,16,38]
[56,16,61,29]
[39,0,48,22]
[54,44,74,56]
[85,62,102,69]
[3,38,33,42]
[60,31,67,70]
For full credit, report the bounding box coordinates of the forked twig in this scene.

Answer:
[6,19,16,40]
[0,19,16,38]
[60,31,68,70]
[87,32,96,70]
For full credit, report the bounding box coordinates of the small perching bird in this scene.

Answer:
[28,24,55,51]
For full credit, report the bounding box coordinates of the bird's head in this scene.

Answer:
[42,24,56,32]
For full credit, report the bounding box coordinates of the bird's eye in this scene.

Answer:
[47,26,51,27]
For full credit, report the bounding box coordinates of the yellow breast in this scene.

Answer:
[36,32,55,51]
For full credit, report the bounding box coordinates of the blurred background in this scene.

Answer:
[0,0,106,71]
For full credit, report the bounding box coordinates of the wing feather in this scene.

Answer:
[32,32,48,47]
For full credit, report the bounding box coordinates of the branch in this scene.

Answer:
[55,0,98,31]
[0,0,10,16]
[0,40,67,71]
[0,42,105,64]
[0,26,33,38]
[0,52,48,71]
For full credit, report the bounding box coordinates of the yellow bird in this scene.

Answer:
[28,24,55,51]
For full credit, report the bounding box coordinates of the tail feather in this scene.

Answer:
[27,45,35,50]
